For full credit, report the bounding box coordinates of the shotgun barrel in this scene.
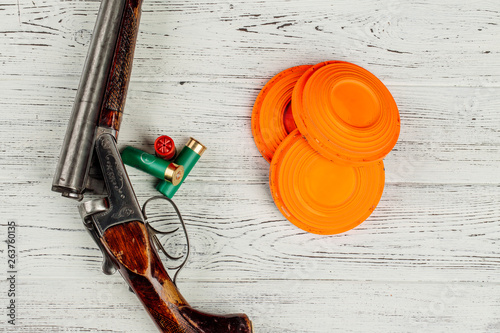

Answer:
[52,0,127,199]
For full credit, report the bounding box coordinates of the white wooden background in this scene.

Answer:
[1,0,500,332]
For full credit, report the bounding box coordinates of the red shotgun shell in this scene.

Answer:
[154,135,176,160]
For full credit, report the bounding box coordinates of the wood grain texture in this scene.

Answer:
[102,221,252,332]
[99,0,143,131]
[1,0,499,332]
[3,278,500,332]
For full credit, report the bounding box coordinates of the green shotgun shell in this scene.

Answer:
[156,138,206,198]
[121,146,185,186]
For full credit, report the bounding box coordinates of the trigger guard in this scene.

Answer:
[141,196,191,286]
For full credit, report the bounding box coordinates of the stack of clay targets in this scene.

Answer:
[252,61,400,235]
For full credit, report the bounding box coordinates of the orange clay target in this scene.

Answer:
[292,61,400,165]
[252,65,312,163]
[270,129,385,235]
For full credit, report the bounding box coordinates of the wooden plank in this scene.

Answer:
[2,278,499,332]
[1,0,499,85]
[1,181,499,283]
[1,77,499,184]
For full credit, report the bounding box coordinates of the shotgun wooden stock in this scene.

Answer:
[102,221,253,333]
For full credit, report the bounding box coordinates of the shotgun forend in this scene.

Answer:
[51,0,253,331]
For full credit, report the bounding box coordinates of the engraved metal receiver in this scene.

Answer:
[78,133,189,281]
[78,133,145,275]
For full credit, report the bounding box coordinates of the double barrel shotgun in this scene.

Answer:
[51,0,253,331]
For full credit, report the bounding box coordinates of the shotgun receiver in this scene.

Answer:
[51,0,252,331]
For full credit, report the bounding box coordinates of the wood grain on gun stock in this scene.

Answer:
[98,0,142,131]
[102,221,253,333]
